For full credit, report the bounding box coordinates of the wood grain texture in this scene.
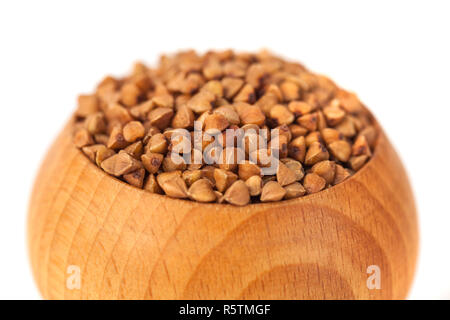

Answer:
[28,119,418,300]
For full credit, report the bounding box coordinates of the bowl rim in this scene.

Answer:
[70,116,383,210]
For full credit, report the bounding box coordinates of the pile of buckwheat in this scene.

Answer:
[73,50,377,206]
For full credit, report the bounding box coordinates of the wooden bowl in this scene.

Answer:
[28,118,418,300]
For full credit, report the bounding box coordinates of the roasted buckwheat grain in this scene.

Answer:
[74,50,377,205]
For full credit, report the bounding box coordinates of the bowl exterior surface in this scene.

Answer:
[28,121,418,299]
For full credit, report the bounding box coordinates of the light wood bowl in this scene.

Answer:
[28,118,418,300]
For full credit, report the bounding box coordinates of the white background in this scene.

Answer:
[0,0,449,300]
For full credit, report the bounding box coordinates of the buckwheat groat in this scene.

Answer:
[73,50,377,205]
